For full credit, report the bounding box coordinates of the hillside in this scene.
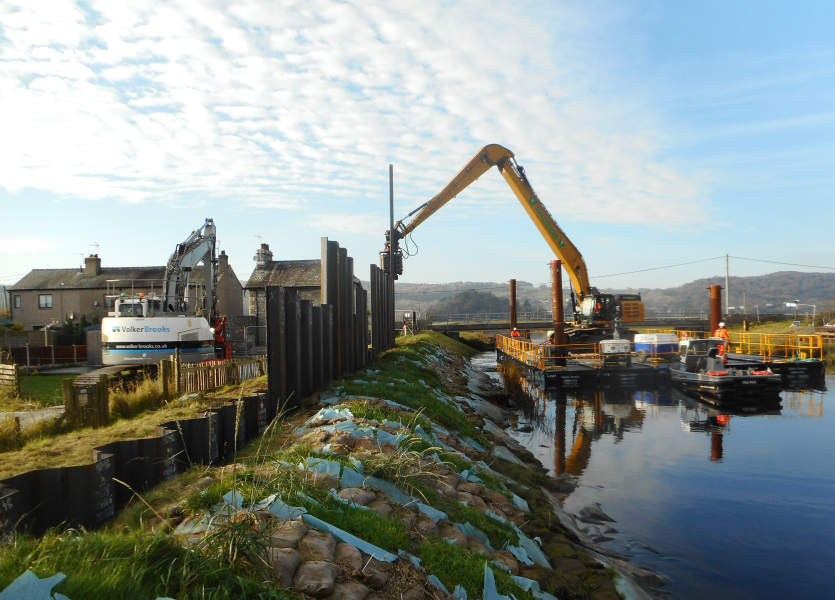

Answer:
[425,289,512,316]
[634,272,835,312]
[395,271,835,314]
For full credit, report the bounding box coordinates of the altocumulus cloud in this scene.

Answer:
[0,0,706,225]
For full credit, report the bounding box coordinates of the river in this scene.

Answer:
[470,352,835,600]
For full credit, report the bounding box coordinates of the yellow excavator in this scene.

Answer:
[381,144,645,340]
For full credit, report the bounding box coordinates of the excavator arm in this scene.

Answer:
[394,144,595,299]
[162,218,217,321]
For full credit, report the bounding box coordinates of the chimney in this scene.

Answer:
[84,254,101,276]
[218,250,229,274]
[254,243,273,268]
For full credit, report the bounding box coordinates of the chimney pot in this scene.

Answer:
[84,254,102,276]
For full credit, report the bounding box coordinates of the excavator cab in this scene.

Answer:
[580,294,618,325]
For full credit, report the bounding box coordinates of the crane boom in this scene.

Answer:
[394,144,595,299]
[162,218,217,320]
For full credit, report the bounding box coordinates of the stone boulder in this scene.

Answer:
[271,547,303,588]
[334,542,364,571]
[437,523,467,548]
[271,519,308,549]
[490,550,520,575]
[367,499,393,518]
[292,561,345,597]
[298,530,337,562]
[338,488,376,506]
[331,581,371,600]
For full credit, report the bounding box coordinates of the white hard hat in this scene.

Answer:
[513,327,518,331]
[719,322,726,327]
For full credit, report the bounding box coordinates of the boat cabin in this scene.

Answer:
[679,338,728,373]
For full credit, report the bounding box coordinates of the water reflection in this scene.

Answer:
[508,368,825,476]
[487,352,835,600]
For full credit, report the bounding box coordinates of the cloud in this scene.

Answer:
[0,239,59,253]
[315,212,388,236]
[0,0,707,226]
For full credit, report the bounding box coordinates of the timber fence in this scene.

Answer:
[8,345,87,368]
[178,357,267,394]
[0,364,21,397]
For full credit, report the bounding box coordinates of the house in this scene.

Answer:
[244,243,362,346]
[9,252,244,332]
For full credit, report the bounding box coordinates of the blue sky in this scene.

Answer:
[1,0,834,306]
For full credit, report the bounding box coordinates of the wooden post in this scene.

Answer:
[63,378,76,427]
[97,374,109,427]
[73,345,77,364]
[160,360,170,398]
[174,349,181,395]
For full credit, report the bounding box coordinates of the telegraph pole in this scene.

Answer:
[725,254,730,317]
[389,165,395,347]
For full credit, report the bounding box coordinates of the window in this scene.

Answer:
[13,295,21,309]
[38,294,53,309]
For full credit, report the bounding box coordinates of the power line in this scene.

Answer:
[395,283,535,295]
[591,256,725,279]
[729,256,835,271]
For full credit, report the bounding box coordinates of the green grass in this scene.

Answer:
[397,331,480,358]
[19,374,75,406]
[0,529,295,600]
[303,496,410,553]
[347,400,434,434]
[476,472,511,497]
[417,539,528,600]
[435,499,519,549]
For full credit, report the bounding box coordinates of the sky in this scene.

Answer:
[2,0,835,307]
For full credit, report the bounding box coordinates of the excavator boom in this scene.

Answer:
[395,144,593,299]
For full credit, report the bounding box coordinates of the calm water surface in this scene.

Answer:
[471,353,835,600]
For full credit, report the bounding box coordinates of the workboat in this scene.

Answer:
[671,338,782,401]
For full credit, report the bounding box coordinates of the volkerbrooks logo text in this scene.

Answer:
[112,326,171,333]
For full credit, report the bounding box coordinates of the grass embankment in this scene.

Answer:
[459,332,496,352]
[0,374,268,477]
[0,332,619,600]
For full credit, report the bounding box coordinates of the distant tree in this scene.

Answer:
[426,290,509,316]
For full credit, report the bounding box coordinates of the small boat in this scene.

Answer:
[671,338,782,401]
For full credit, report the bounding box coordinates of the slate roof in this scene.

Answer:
[245,260,321,289]
[11,266,214,291]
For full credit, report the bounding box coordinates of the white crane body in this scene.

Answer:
[101,219,218,366]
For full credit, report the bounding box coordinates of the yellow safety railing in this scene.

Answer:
[497,335,615,370]
[647,329,823,360]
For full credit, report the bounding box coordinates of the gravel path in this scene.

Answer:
[1,406,65,429]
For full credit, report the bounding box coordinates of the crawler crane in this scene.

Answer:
[381,145,644,341]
